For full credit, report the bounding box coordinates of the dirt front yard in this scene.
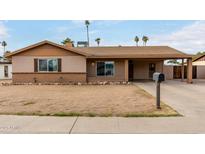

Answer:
[0,85,179,117]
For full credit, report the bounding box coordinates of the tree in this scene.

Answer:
[4,51,11,58]
[142,36,149,46]
[95,38,101,46]
[61,37,74,47]
[134,36,139,46]
[196,51,205,55]
[167,59,180,65]
[85,20,90,46]
[1,41,7,53]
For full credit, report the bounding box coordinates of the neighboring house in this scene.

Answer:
[0,61,12,79]
[193,54,205,66]
[0,55,12,80]
[192,54,205,79]
[156,54,205,80]
[6,40,193,83]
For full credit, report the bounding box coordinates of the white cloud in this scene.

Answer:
[54,20,123,38]
[55,26,71,33]
[71,20,124,27]
[70,20,124,27]
[89,30,99,35]
[95,20,124,26]
[0,21,9,54]
[55,25,79,34]
[71,20,84,25]
[150,21,205,54]
[0,21,9,38]
[54,20,85,34]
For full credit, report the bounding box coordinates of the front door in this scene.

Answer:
[128,60,134,81]
[149,63,156,79]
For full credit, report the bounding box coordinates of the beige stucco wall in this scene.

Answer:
[197,66,205,79]
[12,56,86,73]
[12,56,34,72]
[193,61,205,66]
[163,65,173,80]
[133,60,163,80]
[62,56,86,72]
[87,59,125,82]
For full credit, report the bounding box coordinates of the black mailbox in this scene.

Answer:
[153,72,165,82]
[153,72,165,109]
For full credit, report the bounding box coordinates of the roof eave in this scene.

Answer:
[86,55,192,59]
[6,40,89,58]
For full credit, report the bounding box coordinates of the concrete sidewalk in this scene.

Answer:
[0,115,77,133]
[0,115,205,134]
[1,80,205,134]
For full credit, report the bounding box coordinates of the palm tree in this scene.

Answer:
[95,38,101,46]
[61,37,74,47]
[142,36,149,46]
[1,41,7,53]
[134,36,139,46]
[85,20,90,46]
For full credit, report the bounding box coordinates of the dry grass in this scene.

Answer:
[0,85,179,117]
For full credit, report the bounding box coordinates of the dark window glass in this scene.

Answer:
[97,61,114,76]
[39,59,47,71]
[48,59,58,71]
[39,59,58,72]
[105,62,114,76]
[97,62,105,76]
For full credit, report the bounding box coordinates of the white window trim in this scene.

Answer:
[96,61,115,77]
[38,58,58,72]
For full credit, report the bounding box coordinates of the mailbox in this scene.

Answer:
[153,72,165,82]
[153,72,165,109]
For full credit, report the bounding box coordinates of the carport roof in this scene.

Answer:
[6,40,192,59]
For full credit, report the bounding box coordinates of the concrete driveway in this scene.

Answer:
[137,79,205,118]
[1,79,205,133]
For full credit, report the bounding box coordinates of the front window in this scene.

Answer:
[97,61,114,76]
[38,59,58,72]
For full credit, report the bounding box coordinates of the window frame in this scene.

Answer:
[96,61,115,77]
[38,58,58,72]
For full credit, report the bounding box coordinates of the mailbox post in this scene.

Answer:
[156,81,161,109]
[153,72,165,109]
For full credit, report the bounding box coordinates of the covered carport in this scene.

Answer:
[126,57,193,83]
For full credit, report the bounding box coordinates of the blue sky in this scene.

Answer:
[0,20,205,56]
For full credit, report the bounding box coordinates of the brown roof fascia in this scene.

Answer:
[6,40,89,58]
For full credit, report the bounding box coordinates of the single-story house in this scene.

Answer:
[6,40,193,83]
